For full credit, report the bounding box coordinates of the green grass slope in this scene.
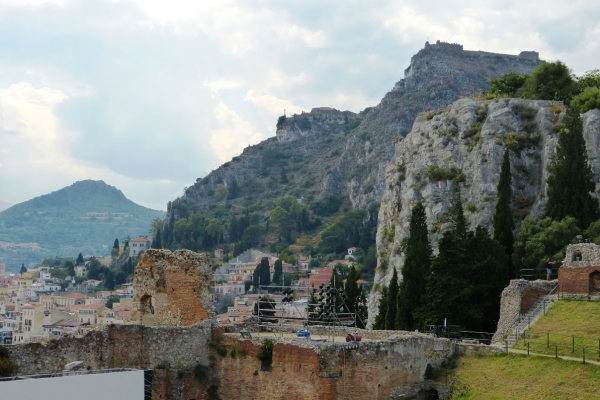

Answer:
[0,180,164,270]
[513,300,600,360]
[450,353,600,399]
[448,300,600,399]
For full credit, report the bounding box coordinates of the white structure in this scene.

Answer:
[129,236,151,257]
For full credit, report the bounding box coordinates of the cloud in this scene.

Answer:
[208,88,265,163]
[1,0,599,211]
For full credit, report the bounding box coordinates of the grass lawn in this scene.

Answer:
[513,300,600,360]
[449,353,600,399]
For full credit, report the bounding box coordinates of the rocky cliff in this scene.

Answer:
[323,41,543,210]
[368,98,600,325]
[165,41,543,227]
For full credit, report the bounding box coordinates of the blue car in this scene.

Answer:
[297,329,311,338]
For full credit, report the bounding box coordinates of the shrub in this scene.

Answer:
[425,166,464,182]
[572,87,600,113]
[522,61,576,102]
[0,358,16,377]
[216,345,227,357]
[257,339,274,370]
[463,123,481,139]
[466,202,477,212]
[489,72,527,96]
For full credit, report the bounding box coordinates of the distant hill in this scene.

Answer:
[0,200,13,212]
[0,180,164,271]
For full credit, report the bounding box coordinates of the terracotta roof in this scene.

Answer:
[130,237,149,242]
[64,293,88,299]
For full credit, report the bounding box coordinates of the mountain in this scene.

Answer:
[370,100,600,325]
[0,180,164,271]
[0,200,13,212]
[164,41,543,238]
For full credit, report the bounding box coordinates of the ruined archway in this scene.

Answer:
[140,294,155,326]
[589,271,600,294]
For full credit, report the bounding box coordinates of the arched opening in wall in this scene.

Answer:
[140,294,155,326]
[589,271,600,294]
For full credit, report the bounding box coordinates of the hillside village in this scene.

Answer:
[0,239,368,345]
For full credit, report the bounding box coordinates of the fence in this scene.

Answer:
[519,267,559,281]
[513,332,600,364]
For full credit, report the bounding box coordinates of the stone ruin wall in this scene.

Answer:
[492,279,557,342]
[209,330,457,400]
[131,249,213,327]
[4,322,214,376]
[560,243,600,294]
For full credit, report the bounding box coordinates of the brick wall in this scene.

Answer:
[559,265,600,294]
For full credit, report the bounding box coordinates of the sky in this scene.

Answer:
[0,0,598,211]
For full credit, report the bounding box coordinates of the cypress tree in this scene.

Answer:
[397,202,432,330]
[373,286,388,330]
[493,149,515,278]
[273,259,283,284]
[385,268,399,330]
[545,106,599,228]
[151,230,162,249]
[450,184,467,236]
[227,178,241,200]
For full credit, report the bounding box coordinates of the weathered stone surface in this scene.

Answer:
[492,279,556,342]
[132,249,213,327]
[4,322,214,375]
[211,332,453,400]
[369,99,600,326]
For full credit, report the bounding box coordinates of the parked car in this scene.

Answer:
[297,329,311,338]
[346,332,362,342]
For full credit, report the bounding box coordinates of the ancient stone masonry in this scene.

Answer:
[4,322,214,376]
[559,243,600,294]
[211,330,455,400]
[132,249,213,327]
[492,279,556,342]
[370,100,600,326]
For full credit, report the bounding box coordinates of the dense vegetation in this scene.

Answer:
[375,64,600,331]
[488,62,600,113]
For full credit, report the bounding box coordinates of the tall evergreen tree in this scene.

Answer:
[450,185,467,236]
[493,149,515,278]
[253,257,271,289]
[113,238,120,249]
[151,229,162,249]
[545,106,599,228]
[273,259,283,284]
[76,253,84,266]
[397,202,432,330]
[385,268,399,330]
[227,178,241,200]
[372,286,388,330]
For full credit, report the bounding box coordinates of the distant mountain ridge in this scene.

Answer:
[0,180,164,271]
[165,41,543,227]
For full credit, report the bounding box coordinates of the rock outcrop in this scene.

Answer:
[164,42,543,229]
[324,41,544,210]
[132,249,213,327]
[368,99,600,325]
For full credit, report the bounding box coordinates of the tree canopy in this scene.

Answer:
[544,106,599,228]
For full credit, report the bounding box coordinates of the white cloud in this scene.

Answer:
[244,89,305,131]
[283,25,327,48]
[209,90,265,163]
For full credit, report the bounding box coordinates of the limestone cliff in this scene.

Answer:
[368,98,600,326]
[323,41,543,210]
[165,41,543,228]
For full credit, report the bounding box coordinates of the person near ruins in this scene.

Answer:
[546,258,556,280]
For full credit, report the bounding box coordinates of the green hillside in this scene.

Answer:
[0,180,164,271]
